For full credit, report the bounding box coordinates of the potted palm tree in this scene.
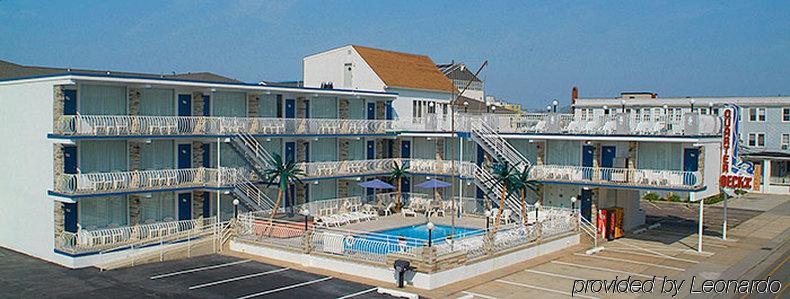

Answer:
[509,165,540,225]
[388,161,410,211]
[262,153,306,219]
[485,161,518,232]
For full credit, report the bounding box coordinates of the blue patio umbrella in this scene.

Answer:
[357,179,396,202]
[415,179,452,205]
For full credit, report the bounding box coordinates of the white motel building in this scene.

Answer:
[0,45,754,274]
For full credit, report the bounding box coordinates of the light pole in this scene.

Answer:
[426,222,435,247]
[232,199,240,219]
[603,105,608,115]
[301,208,310,231]
[620,99,626,113]
[463,101,469,113]
[546,105,552,113]
[484,210,491,230]
[570,196,577,211]
[708,102,714,114]
[552,99,559,113]
[535,201,542,222]
[690,99,696,113]
[663,104,669,115]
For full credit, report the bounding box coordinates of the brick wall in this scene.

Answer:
[248,94,258,117]
[338,98,349,119]
[128,88,140,115]
[53,85,64,125]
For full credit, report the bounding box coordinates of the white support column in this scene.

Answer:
[698,199,704,253]
[217,138,221,224]
[763,159,772,193]
[722,190,728,240]
[459,137,464,216]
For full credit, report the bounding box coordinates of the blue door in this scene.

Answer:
[285,142,296,163]
[683,148,700,185]
[367,140,375,159]
[178,94,192,132]
[401,140,411,158]
[476,145,485,199]
[304,100,310,118]
[177,144,191,169]
[202,144,211,168]
[63,89,77,116]
[580,189,593,221]
[202,193,211,218]
[63,203,78,233]
[285,99,296,118]
[367,102,376,120]
[385,101,393,120]
[202,95,210,116]
[63,145,78,174]
[601,146,616,180]
[178,193,192,221]
[582,145,594,180]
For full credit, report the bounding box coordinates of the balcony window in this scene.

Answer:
[79,196,128,229]
[748,133,765,147]
[782,134,789,150]
[783,108,790,122]
[748,108,766,122]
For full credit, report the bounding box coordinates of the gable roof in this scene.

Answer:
[352,45,456,93]
[0,59,241,83]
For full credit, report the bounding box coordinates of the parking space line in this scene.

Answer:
[524,269,587,281]
[150,260,251,280]
[461,291,499,299]
[189,268,290,290]
[551,261,664,281]
[236,276,333,299]
[337,287,377,299]
[603,248,700,264]
[572,253,685,271]
[496,279,598,299]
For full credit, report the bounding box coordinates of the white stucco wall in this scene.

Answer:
[388,87,452,124]
[0,79,60,264]
[303,45,385,91]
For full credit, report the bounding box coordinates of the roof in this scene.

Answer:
[0,59,241,83]
[352,45,456,93]
[436,62,482,82]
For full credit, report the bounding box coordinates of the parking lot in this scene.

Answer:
[0,248,395,298]
[456,222,732,299]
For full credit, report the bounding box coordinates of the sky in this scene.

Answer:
[1,0,788,109]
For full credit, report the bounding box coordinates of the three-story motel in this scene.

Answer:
[0,45,721,267]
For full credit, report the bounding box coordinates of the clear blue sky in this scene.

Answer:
[1,1,788,108]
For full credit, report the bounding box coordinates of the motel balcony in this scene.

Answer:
[52,167,249,197]
[529,164,704,191]
[297,158,476,180]
[402,112,722,136]
[54,114,394,138]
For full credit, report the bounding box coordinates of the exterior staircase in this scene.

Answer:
[226,132,276,211]
[469,120,534,221]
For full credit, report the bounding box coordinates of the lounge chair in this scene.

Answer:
[402,208,417,217]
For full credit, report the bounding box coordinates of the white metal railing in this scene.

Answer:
[405,112,721,136]
[529,165,703,189]
[472,163,526,216]
[56,114,394,136]
[470,120,531,170]
[56,217,217,254]
[54,167,246,194]
[769,176,790,185]
[296,158,476,179]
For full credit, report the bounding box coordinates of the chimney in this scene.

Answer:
[571,86,578,113]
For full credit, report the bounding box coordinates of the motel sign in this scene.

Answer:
[719,106,754,189]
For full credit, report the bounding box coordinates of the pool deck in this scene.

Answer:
[341,213,493,232]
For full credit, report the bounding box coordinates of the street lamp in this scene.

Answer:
[663,104,669,115]
[300,208,310,231]
[620,99,626,113]
[535,201,542,221]
[570,196,577,211]
[426,222,435,247]
[552,99,559,113]
[690,99,696,113]
[232,199,240,219]
[546,105,552,113]
[484,210,491,230]
[463,101,469,113]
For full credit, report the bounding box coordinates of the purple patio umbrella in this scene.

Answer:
[357,179,396,201]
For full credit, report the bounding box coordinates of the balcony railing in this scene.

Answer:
[55,114,393,137]
[296,158,476,179]
[529,165,703,190]
[54,167,248,195]
[403,112,721,136]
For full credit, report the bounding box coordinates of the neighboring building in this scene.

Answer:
[574,89,790,194]
[0,49,724,269]
[437,62,484,102]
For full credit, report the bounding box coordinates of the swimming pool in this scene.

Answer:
[336,224,484,256]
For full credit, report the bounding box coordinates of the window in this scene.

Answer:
[748,133,765,147]
[782,134,789,150]
[783,108,790,122]
[749,108,766,122]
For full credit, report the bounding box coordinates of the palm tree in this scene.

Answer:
[388,161,410,209]
[509,166,540,225]
[262,153,306,219]
[485,161,518,231]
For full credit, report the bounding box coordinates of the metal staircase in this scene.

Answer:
[227,132,276,211]
[469,120,534,221]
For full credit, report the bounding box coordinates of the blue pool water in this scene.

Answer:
[342,224,483,255]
